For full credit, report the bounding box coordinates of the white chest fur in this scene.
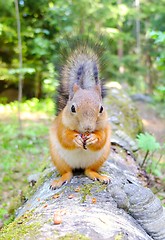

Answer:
[59,147,104,169]
[51,133,105,169]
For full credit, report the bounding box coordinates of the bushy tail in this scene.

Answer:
[56,40,106,113]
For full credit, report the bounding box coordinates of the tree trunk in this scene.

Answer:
[117,0,125,76]
[15,0,23,132]
[135,0,141,56]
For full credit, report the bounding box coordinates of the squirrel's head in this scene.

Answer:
[62,84,108,133]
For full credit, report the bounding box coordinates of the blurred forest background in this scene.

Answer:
[0,0,165,101]
[0,0,165,230]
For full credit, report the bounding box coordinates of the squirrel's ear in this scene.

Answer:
[69,83,80,100]
[94,84,101,95]
[73,83,80,93]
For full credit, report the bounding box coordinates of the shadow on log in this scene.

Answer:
[1,83,165,240]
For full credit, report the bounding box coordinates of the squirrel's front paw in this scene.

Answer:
[73,134,84,148]
[86,134,98,146]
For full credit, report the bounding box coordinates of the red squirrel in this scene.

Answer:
[49,45,111,189]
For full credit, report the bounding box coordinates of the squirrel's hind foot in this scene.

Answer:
[50,172,73,190]
[84,169,110,184]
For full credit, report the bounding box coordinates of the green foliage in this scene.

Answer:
[153,86,165,102]
[8,67,35,75]
[148,30,165,102]
[136,133,165,205]
[1,0,165,100]
[149,30,165,70]
[150,31,165,44]
[146,159,165,177]
[0,208,8,220]
[0,98,55,115]
[137,132,160,152]
[136,132,164,180]
[0,99,53,225]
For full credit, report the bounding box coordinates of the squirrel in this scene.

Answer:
[49,44,111,189]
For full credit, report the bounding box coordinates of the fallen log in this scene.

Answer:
[1,83,165,240]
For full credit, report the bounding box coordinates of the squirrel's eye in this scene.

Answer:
[99,106,103,113]
[71,105,76,113]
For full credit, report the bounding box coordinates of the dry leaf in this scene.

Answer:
[92,198,97,204]
[53,212,62,225]
[75,186,80,192]
[68,194,74,199]
[53,194,60,199]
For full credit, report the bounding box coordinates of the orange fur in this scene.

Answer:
[52,112,78,150]
[82,124,111,184]
[50,117,73,189]
[87,126,110,151]
[49,109,111,189]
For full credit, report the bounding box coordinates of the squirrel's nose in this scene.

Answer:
[84,126,93,133]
